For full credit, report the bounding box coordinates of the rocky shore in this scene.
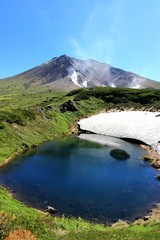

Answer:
[141,145,160,174]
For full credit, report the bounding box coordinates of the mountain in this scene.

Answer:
[1,55,160,91]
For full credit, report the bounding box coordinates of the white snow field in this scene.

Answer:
[78,111,160,154]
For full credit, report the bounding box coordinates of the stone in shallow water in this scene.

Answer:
[45,206,57,213]
[110,149,130,160]
[156,174,160,181]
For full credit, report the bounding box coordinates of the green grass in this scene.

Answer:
[0,186,57,239]
[1,86,160,239]
[0,91,106,164]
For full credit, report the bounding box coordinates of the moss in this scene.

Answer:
[142,155,152,161]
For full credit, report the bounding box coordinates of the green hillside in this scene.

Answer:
[0,86,160,239]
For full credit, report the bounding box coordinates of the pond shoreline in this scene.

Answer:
[0,109,160,226]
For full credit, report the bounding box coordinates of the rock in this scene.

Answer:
[156,174,160,180]
[45,206,57,213]
[31,144,36,148]
[143,216,150,221]
[110,149,130,160]
[60,100,78,113]
[142,155,152,161]
[152,203,157,207]
[22,142,28,148]
[151,162,160,169]
[46,105,52,110]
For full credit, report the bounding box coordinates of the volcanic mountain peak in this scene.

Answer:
[1,55,160,91]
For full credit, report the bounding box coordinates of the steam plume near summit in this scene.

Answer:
[0,55,159,91]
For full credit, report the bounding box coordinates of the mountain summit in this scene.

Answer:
[2,55,160,90]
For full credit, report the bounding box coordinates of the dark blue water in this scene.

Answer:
[0,134,160,223]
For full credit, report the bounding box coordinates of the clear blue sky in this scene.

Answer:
[0,0,160,81]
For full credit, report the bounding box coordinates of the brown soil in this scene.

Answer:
[5,230,37,240]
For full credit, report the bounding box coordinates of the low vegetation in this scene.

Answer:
[0,86,160,239]
[68,87,160,110]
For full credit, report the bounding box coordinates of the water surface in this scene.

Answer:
[0,134,160,223]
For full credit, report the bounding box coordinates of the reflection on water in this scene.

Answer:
[0,134,160,223]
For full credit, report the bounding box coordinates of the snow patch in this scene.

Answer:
[78,111,160,154]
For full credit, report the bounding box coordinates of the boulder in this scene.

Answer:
[45,206,57,213]
[110,149,130,160]
[60,100,78,113]
[156,174,160,180]
[151,162,160,169]
[22,142,28,148]
[143,216,150,221]
[141,155,152,161]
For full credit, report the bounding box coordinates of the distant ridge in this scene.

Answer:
[1,55,160,91]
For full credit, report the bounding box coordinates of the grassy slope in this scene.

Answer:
[0,86,160,239]
[0,96,105,164]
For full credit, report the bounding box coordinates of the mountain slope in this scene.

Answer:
[1,55,160,92]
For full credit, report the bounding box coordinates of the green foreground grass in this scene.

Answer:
[0,86,160,239]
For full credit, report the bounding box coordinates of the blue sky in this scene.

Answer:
[0,0,160,81]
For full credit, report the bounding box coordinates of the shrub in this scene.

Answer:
[71,87,160,107]
[0,122,5,129]
[0,109,36,126]
[66,88,85,96]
